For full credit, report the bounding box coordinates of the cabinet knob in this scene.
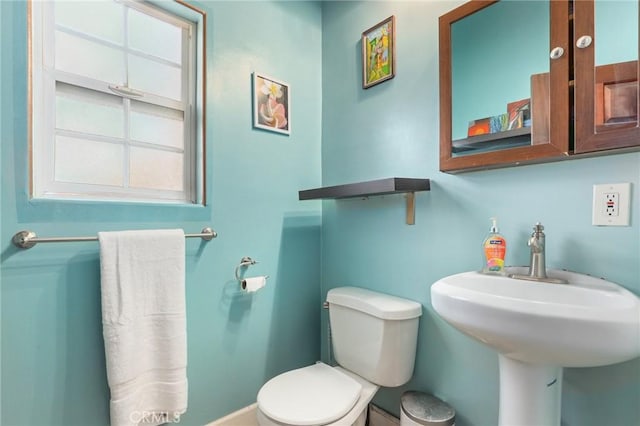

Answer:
[549,47,564,60]
[576,35,593,49]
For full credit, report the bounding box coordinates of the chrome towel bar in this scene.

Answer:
[12,227,217,249]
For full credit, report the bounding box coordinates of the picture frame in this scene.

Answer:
[362,15,396,89]
[252,72,290,135]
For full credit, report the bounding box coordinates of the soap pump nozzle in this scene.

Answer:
[490,217,499,233]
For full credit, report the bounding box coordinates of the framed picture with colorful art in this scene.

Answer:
[362,15,396,89]
[253,72,290,135]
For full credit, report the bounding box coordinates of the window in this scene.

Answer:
[30,0,205,204]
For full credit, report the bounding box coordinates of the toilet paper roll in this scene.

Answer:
[241,276,267,293]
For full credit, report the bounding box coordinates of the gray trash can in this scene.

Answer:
[400,391,455,426]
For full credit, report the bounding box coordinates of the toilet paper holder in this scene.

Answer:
[234,256,269,281]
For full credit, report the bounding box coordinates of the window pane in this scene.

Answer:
[55,136,123,186]
[55,30,125,83]
[56,83,124,138]
[128,8,182,64]
[129,147,183,191]
[55,1,124,45]
[32,0,202,203]
[128,54,182,100]
[130,102,184,149]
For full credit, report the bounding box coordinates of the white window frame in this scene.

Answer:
[29,0,206,205]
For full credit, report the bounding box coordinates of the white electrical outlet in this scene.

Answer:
[604,192,619,216]
[592,183,631,226]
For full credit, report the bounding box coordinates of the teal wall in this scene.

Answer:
[1,1,322,425]
[321,2,639,426]
[2,1,639,426]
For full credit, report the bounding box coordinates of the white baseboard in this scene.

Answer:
[206,402,399,426]
[368,404,400,426]
[206,403,258,426]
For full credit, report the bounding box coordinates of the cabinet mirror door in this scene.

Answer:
[574,0,640,153]
[440,0,569,172]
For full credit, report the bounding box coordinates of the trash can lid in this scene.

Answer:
[401,391,455,426]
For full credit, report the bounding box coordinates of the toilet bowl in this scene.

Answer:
[256,287,422,426]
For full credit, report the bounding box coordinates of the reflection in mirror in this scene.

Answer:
[594,0,638,129]
[573,0,639,153]
[451,1,549,156]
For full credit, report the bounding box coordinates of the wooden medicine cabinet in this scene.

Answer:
[439,0,639,173]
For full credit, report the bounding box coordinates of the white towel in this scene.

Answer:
[98,229,188,426]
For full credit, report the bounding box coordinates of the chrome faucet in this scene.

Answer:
[510,222,568,284]
[528,223,546,279]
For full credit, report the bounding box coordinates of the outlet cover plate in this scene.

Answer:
[592,183,631,226]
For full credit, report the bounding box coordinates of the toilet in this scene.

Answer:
[257,286,422,426]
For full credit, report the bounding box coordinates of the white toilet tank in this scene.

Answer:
[326,287,422,387]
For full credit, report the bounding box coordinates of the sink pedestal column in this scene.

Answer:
[498,355,562,426]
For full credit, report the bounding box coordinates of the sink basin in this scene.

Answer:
[431,267,640,426]
[431,266,640,367]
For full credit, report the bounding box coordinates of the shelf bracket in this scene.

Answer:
[406,192,416,225]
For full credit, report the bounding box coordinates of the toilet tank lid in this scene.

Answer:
[327,287,422,320]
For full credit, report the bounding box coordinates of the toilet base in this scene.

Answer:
[257,365,379,426]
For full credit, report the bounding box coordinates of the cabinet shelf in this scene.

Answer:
[452,127,532,154]
[298,178,430,225]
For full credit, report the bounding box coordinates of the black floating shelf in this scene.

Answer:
[298,178,431,225]
[298,177,430,200]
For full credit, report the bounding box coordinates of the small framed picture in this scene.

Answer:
[253,72,290,135]
[362,15,396,89]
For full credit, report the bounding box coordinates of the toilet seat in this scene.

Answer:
[257,362,362,425]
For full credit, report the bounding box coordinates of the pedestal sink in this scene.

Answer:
[431,267,640,426]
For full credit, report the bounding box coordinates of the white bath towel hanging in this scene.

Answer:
[98,229,188,426]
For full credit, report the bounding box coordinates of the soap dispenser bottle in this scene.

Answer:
[482,217,507,274]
